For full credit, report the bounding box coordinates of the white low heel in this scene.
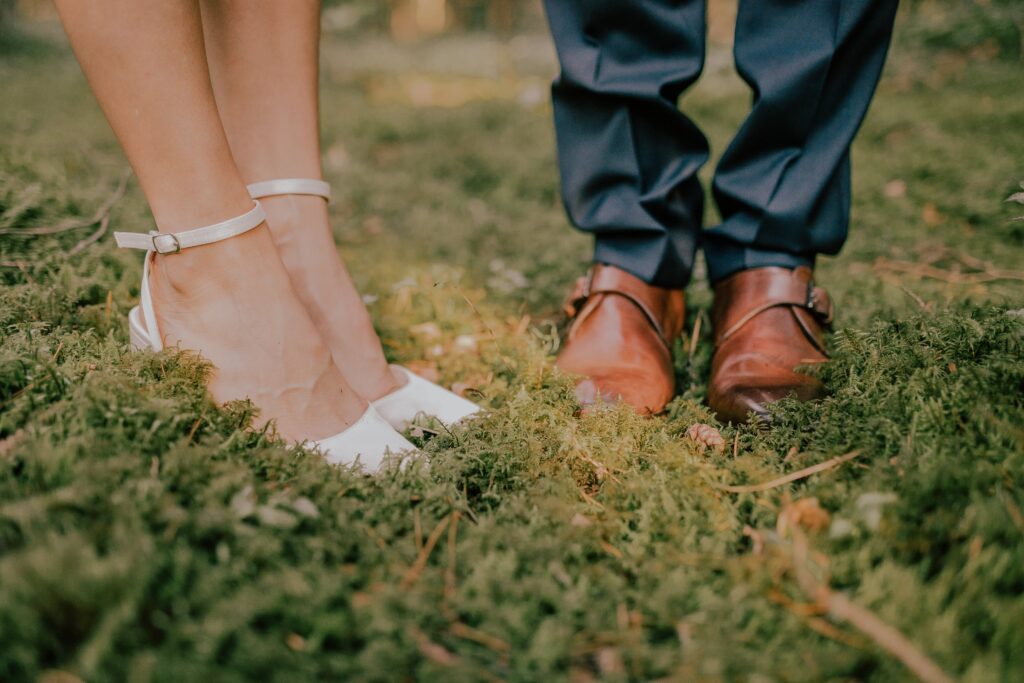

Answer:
[114,201,415,470]
[248,178,483,431]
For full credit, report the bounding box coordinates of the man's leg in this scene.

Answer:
[705,0,899,282]
[543,0,704,414]
[705,0,899,423]
[544,0,707,289]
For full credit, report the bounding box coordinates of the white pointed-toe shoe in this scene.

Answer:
[248,178,483,431]
[114,200,416,471]
[372,365,480,431]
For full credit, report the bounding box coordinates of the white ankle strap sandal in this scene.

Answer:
[114,200,415,471]
[115,201,267,353]
[247,178,483,431]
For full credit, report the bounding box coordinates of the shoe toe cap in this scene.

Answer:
[709,373,827,424]
[573,372,672,416]
[373,366,482,430]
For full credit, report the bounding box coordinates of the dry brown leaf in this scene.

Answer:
[884,179,907,199]
[325,144,349,171]
[595,647,625,675]
[570,513,593,528]
[286,633,306,652]
[789,497,832,534]
[570,667,599,683]
[362,215,384,235]
[0,429,25,457]
[922,203,945,226]
[452,334,478,353]
[410,322,442,340]
[405,360,440,383]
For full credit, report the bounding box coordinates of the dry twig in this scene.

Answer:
[401,513,451,588]
[899,285,931,312]
[0,170,131,237]
[445,511,461,600]
[687,311,702,361]
[715,450,862,494]
[786,521,955,683]
[68,214,111,256]
[0,259,30,272]
[450,622,510,654]
[872,244,1024,285]
[766,589,867,649]
[413,506,424,552]
[408,626,460,667]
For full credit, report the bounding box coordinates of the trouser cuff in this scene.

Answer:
[593,233,694,290]
[704,242,815,285]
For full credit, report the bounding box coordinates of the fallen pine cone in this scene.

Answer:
[685,423,726,454]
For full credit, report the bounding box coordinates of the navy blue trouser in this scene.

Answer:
[543,0,899,287]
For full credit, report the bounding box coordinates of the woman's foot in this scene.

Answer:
[146,222,370,442]
[257,193,407,401]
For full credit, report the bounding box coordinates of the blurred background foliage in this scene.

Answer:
[2,0,1022,61]
[900,0,1023,61]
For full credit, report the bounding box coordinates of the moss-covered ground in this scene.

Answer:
[1,7,1023,682]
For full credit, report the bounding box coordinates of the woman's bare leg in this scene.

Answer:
[54,0,368,441]
[200,0,405,402]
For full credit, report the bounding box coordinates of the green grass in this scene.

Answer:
[1,11,1023,683]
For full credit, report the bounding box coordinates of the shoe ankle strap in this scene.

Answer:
[246,178,331,202]
[114,201,266,254]
[565,264,685,349]
[712,266,833,345]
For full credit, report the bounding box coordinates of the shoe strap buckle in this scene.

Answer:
[806,283,834,325]
[564,269,595,318]
[150,232,182,255]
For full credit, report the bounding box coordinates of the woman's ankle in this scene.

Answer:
[150,223,281,296]
[145,171,254,235]
[259,194,331,245]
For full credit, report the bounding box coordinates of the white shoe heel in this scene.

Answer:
[114,200,415,471]
[248,178,484,432]
[127,305,151,352]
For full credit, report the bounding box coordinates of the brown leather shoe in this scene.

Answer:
[708,266,834,423]
[556,264,685,415]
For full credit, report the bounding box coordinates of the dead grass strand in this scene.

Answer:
[715,451,862,494]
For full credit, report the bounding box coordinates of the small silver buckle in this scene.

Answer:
[806,283,834,324]
[151,233,181,255]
